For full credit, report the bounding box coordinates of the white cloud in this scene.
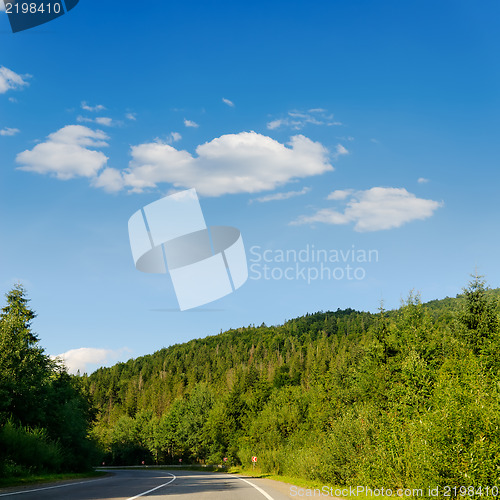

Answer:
[251,186,311,203]
[95,117,114,126]
[81,101,105,112]
[267,109,341,130]
[418,177,429,183]
[327,189,353,200]
[92,167,125,192]
[167,131,182,143]
[16,125,109,179]
[125,112,137,121]
[184,118,199,128]
[0,2,5,11]
[53,347,130,375]
[97,132,333,196]
[291,187,443,232]
[335,144,349,157]
[267,119,284,130]
[0,66,30,94]
[77,115,115,127]
[0,127,20,136]
[222,97,235,107]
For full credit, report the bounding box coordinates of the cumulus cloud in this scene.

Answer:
[267,109,341,130]
[16,125,109,179]
[0,66,30,94]
[92,167,125,192]
[53,347,131,375]
[184,118,199,128]
[222,97,235,107]
[418,177,429,183]
[125,112,137,121]
[81,101,105,112]
[0,127,20,136]
[291,187,443,232]
[251,186,311,203]
[101,132,333,196]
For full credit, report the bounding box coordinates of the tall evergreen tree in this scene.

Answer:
[0,284,51,426]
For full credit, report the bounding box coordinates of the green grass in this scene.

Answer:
[0,471,107,489]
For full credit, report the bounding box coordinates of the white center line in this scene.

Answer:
[126,473,176,500]
[237,477,275,500]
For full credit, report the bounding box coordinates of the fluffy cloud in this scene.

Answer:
[0,127,20,136]
[125,112,137,121]
[0,66,30,94]
[291,187,443,231]
[184,118,199,128]
[105,132,333,196]
[16,125,109,179]
[418,177,429,183]
[53,347,130,375]
[81,101,105,112]
[251,186,311,203]
[222,97,235,107]
[267,109,341,130]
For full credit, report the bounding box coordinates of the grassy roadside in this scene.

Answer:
[0,470,107,489]
[226,466,397,499]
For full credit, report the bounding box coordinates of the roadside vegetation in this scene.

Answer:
[0,285,98,480]
[2,275,499,489]
[83,274,500,489]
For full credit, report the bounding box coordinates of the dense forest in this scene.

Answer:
[0,285,97,478]
[83,276,500,489]
[2,277,500,488]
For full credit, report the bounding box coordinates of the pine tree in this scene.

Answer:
[457,273,499,354]
[0,284,51,426]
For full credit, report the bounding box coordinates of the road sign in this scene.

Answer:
[179,458,183,463]
[251,456,257,463]
[223,457,228,462]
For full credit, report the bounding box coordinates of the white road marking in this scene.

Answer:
[237,477,275,500]
[0,477,108,497]
[125,473,176,500]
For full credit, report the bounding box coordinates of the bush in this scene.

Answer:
[0,420,63,474]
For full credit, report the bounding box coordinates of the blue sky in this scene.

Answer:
[1,0,499,373]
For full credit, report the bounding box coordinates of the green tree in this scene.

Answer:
[0,284,52,427]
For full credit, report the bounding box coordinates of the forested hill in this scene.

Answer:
[86,307,372,416]
[83,279,500,488]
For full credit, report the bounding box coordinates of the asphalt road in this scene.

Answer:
[0,469,293,499]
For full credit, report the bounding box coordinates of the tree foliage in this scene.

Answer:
[0,285,97,476]
[84,277,500,487]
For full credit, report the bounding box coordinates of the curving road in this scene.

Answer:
[0,469,293,499]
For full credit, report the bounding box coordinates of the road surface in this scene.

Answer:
[0,468,293,499]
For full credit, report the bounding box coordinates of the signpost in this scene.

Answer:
[179,458,183,463]
[251,456,257,470]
